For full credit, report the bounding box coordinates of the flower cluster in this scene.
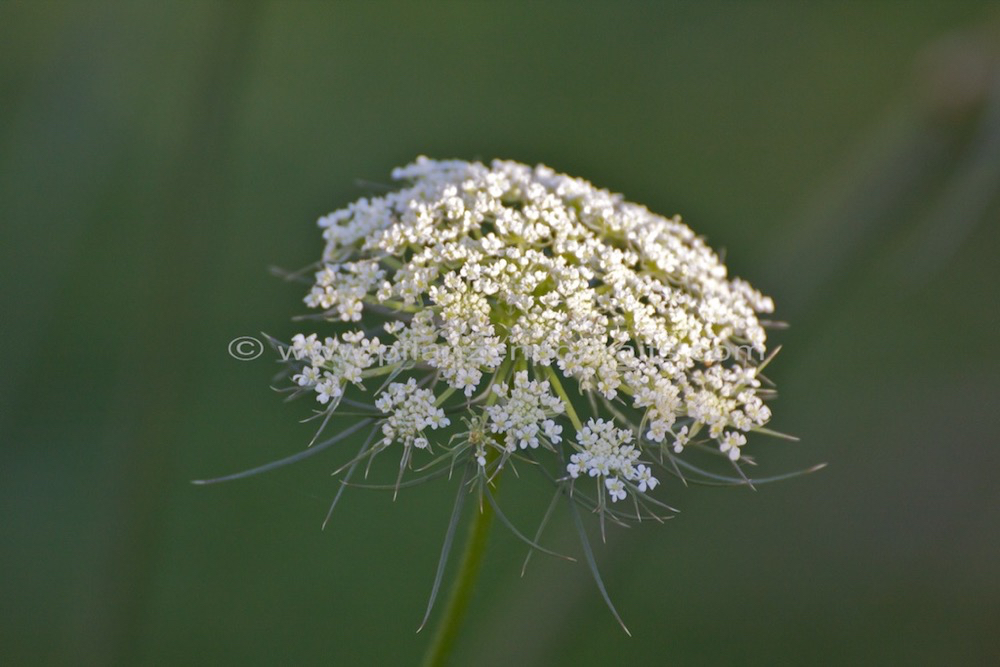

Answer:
[486,370,564,453]
[282,156,781,511]
[289,332,385,405]
[567,418,659,502]
[374,378,450,450]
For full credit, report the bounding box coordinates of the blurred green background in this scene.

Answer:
[3,2,999,665]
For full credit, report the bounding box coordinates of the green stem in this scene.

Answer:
[378,254,404,269]
[420,486,496,667]
[434,385,457,407]
[420,361,512,665]
[362,295,424,313]
[361,363,401,378]
[544,366,583,430]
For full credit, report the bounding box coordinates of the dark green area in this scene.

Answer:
[2,2,998,665]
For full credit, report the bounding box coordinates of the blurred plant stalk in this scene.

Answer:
[769,18,1000,323]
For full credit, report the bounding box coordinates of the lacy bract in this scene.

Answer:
[285,157,777,515]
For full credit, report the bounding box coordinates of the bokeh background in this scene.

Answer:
[3,2,999,665]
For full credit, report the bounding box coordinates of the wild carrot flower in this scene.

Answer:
[286,157,778,492]
[202,157,804,650]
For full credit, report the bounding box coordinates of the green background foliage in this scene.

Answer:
[3,2,998,665]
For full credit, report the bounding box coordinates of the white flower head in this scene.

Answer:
[201,156,813,638]
[277,157,783,503]
[239,157,800,632]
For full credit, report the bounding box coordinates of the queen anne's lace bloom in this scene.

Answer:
[282,156,781,510]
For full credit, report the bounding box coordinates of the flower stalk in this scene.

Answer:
[420,480,497,667]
